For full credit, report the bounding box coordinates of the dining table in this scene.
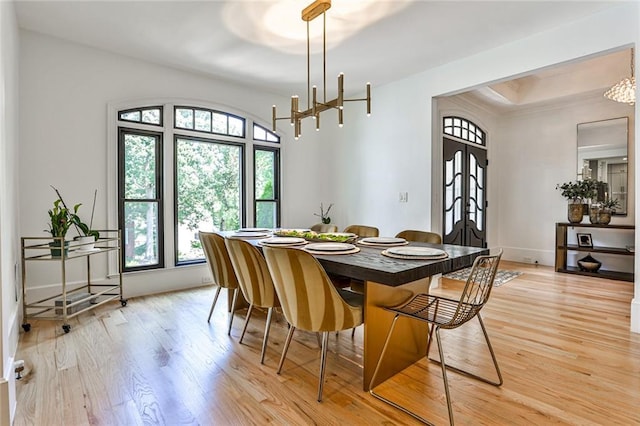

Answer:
[221,230,488,391]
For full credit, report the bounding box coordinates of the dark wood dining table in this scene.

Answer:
[222,231,488,391]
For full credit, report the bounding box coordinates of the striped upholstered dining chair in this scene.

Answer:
[310,223,338,233]
[198,231,240,335]
[224,237,280,364]
[395,229,442,244]
[262,246,364,402]
[343,224,379,238]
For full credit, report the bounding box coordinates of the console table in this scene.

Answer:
[555,222,635,282]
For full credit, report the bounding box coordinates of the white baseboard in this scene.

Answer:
[498,247,554,266]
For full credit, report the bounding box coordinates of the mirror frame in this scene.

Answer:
[577,116,629,216]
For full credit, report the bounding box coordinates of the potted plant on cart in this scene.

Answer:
[47,186,100,255]
[45,199,78,257]
[71,189,100,251]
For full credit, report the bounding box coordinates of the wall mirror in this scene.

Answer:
[577,116,628,215]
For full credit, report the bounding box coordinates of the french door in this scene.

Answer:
[442,137,487,247]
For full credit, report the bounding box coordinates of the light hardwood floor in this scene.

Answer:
[13,261,640,425]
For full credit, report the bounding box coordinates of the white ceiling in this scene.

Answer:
[14,1,627,104]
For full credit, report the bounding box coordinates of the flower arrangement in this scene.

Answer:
[314,202,333,224]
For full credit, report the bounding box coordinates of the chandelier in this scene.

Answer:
[604,48,635,106]
[271,0,371,139]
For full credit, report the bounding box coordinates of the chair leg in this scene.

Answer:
[425,321,436,356]
[351,327,356,339]
[207,286,221,323]
[315,332,322,348]
[239,304,254,344]
[428,314,503,387]
[260,307,275,365]
[476,313,503,386]
[227,288,239,336]
[369,315,436,426]
[435,327,454,426]
[318,331,329,402]
[277,325,296,374]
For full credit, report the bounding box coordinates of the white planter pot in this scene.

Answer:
[75,235,96,251]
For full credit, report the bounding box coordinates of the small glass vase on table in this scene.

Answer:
[589,204,600,224]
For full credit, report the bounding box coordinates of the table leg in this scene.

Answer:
[363,277,432,391]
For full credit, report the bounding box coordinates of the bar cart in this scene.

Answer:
[21,230,125,333]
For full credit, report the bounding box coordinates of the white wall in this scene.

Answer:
[18,31,322,298]
[326,4,640,331]
[0,2,20,424]
[496,93,634,267]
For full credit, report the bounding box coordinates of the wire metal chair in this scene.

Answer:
[369,250,503,425]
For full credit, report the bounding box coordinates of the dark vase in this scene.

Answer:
[49,240,70,258]
[567,203,583,223]
[577,254,601,272]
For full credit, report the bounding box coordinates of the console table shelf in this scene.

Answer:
[555,222,635,282]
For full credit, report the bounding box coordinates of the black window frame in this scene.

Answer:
[118,106,164,126]
[173,134,246,266]
[174,106,246,138]
[443,116,486,146]
[253,145,281,228]
[253,123,281,143]
[118,126,165,272]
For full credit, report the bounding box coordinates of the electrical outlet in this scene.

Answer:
[399,192,408,203]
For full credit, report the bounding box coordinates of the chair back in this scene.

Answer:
[263,246,362,332]
[199,231,238,290]
[225,238,279,309]
[447,250,502,328]
[395,229,442,244]
[310,223,338,233]
[344,225,379,238]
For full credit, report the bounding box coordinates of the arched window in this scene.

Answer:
[443,116,485,146]
[117,103,280,272]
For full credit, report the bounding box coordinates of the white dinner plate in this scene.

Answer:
[305,243,355,252]
[387,247,447,257]
[259,237,306,245]
[230,231,271,238]
[360,237,406,244]
[237,227,270,233]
